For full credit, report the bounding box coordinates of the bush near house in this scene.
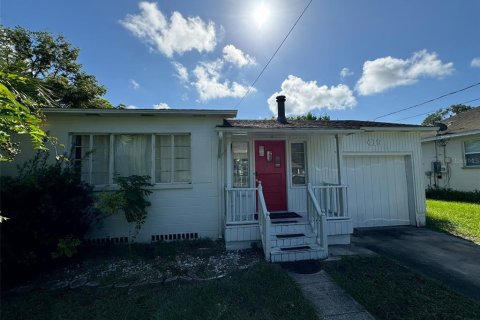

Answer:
[0,152,100,287]
[426,187,480,204]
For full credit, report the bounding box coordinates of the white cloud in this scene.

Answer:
[120,2,217,57]
[340,67,353,79]
[125,105,138,109]
[267,75,357,115]
[222,44,256,67]
[471,57,480,68]
[153,102,171,109]
[172,61,189,83]
[356,50,454,95]
[130,79,140,90]
[192,59,253,101]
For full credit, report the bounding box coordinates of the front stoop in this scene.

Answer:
[269,218,328,262]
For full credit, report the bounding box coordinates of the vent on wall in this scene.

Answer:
[151,232,199,242]
[85,237,129,245]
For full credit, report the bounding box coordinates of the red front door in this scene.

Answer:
[255,140,287,211]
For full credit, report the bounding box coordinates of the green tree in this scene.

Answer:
[422,104,476,126]
[0,25,113,109]
[289,112,330,121]
[0,71,51,162]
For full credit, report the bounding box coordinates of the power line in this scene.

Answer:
[234,0,313,108]
[395,97,480,122]
[373,81,480,121]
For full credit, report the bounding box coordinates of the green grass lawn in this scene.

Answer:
[2,253,318,320]
[324,256,480,320]
[426,199,480,244]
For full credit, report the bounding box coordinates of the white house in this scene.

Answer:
[3,96,436,262]
[422,108,480,192]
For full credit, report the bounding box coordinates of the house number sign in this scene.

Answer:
[367,138,381,146]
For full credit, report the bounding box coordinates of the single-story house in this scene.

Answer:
[422,108,480,191]
[3,96,436,262]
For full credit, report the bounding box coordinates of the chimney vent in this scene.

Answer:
[276,95,287,124]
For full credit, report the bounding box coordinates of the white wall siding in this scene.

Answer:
[307,135,339,185]
[327,220,353,235]
[6,114,225,242]
[422,135,480,191]
[288,187,307,213]
[342,132,426,226]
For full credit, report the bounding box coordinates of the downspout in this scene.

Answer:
[217,131,224,239]
[335,134,342,184]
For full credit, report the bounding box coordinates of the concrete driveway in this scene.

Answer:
[352,227,480,300]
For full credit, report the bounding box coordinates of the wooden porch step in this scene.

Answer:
[270,243,327,262]
[270,231,316,247]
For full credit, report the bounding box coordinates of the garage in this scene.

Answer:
[344,155,413,227]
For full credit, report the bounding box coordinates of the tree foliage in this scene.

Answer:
[0,25,113,109]
[0,71,52,161]
[422,104,476,126]
[288,112,330,121]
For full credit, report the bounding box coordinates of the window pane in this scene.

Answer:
[155,135,172,183]
[71,135,90,183]
[233,142,249,188]
[466,153,480,166]
[174,135,191,182]
[291,142,306,185]
[465,140,480,153]
[114,135,151,177]
[91,135,110,185]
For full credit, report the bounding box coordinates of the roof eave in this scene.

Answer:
[360,126,438,132]
[215,127,362,134]
[421,129,480,142]
[42,108,238,118]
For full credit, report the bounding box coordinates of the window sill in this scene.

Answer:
[93,183,193,191]
[462,166,480,169]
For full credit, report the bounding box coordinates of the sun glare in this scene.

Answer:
[253,4,270,28]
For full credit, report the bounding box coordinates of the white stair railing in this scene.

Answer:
[307,183,328,253]
[225,187,257,223]
[257,182,271,261]
[311,184,348,219]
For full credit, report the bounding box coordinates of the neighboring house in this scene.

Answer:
[2,96,435,262]
[422,108,480,191]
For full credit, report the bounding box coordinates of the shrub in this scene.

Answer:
[426,187,480,204]
[0,151,100,286]
[97,175,153,240]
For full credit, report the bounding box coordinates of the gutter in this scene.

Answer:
[43,108,238,118]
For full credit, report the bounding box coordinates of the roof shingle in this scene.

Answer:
[219,119,427,130]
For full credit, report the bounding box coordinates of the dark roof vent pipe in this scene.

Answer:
[276,95,287,124]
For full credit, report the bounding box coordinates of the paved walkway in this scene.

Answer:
[353,226,480,300]
[289,270,374,320]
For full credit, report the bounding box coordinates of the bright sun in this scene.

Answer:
[253,4,270,28]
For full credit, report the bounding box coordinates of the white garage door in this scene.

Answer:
[344,155,411,228]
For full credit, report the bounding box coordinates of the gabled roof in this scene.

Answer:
[437,108,480,135]
[219,119,433,132]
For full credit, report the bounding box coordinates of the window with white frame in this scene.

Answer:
[291,142,306,185]
[464,140,480,167]
[71,133,191,185]
[232,142,250,188]
[155,134,191,183]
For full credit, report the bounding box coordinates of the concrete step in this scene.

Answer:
[270,243,328,262]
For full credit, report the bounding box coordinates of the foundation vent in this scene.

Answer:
[85,237,129,245]
[151,232,199,242]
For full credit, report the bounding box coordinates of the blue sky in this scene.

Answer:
[3,0,480,123]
